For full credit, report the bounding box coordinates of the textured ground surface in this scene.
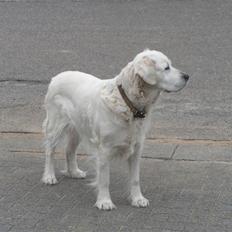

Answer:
[0,0,232,231]
[0,134,232,232]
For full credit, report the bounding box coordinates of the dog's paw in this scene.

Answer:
[131,196,149,208]
[42,174,58,185]
[94,199,116,210]
[61,169,87,179]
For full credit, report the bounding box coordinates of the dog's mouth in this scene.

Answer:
[163,83,187,93]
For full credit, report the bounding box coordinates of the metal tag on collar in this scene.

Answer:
[133,109,146,119]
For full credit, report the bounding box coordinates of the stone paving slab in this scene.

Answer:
[143,140,177,160]
[174,144,232,162]
[1,133,232,163]
[0,133,178,160]
[1,81,232,140]
[0,150,232,232]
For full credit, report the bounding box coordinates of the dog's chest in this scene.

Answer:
[111,120,145,157]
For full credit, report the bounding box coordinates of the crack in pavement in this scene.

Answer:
[0,131,41,135]
[0,79,48,85]
[147,138,232,146]
[0,103,28,109]
[8,148,232,164]
[141,156,232,164]
[170,145,179,159]
[1,131,232,145]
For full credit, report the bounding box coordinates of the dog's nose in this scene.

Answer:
[182,73,189,81]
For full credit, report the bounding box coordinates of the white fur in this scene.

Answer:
[42,49,188,210]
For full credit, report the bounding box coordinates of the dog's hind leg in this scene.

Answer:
[42,109,67,185]
[42,143,57,185]
[62,126,86,179]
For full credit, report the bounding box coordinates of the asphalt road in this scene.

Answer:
[0,0,232,140]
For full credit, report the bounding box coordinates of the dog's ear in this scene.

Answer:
[135,56,157,85]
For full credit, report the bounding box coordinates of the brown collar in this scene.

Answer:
[117,84,146,119]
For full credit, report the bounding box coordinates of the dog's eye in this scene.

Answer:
[164,65,170,71]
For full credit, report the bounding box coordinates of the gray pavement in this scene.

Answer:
[0,0,232,231]
[1,134,232,232]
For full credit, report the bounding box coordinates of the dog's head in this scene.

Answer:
[133,49,189,92]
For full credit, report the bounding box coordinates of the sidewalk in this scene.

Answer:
[0,133,231,232]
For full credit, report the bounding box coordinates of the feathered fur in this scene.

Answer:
[42,49,189,210]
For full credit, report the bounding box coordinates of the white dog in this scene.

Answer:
[42,49,189,210]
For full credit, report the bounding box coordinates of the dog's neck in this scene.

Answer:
[116,62,161,113]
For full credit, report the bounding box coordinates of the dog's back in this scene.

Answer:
[45,71,101,104]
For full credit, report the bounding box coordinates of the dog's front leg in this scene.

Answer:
[128,144,149,207]
[94,153,116,210]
